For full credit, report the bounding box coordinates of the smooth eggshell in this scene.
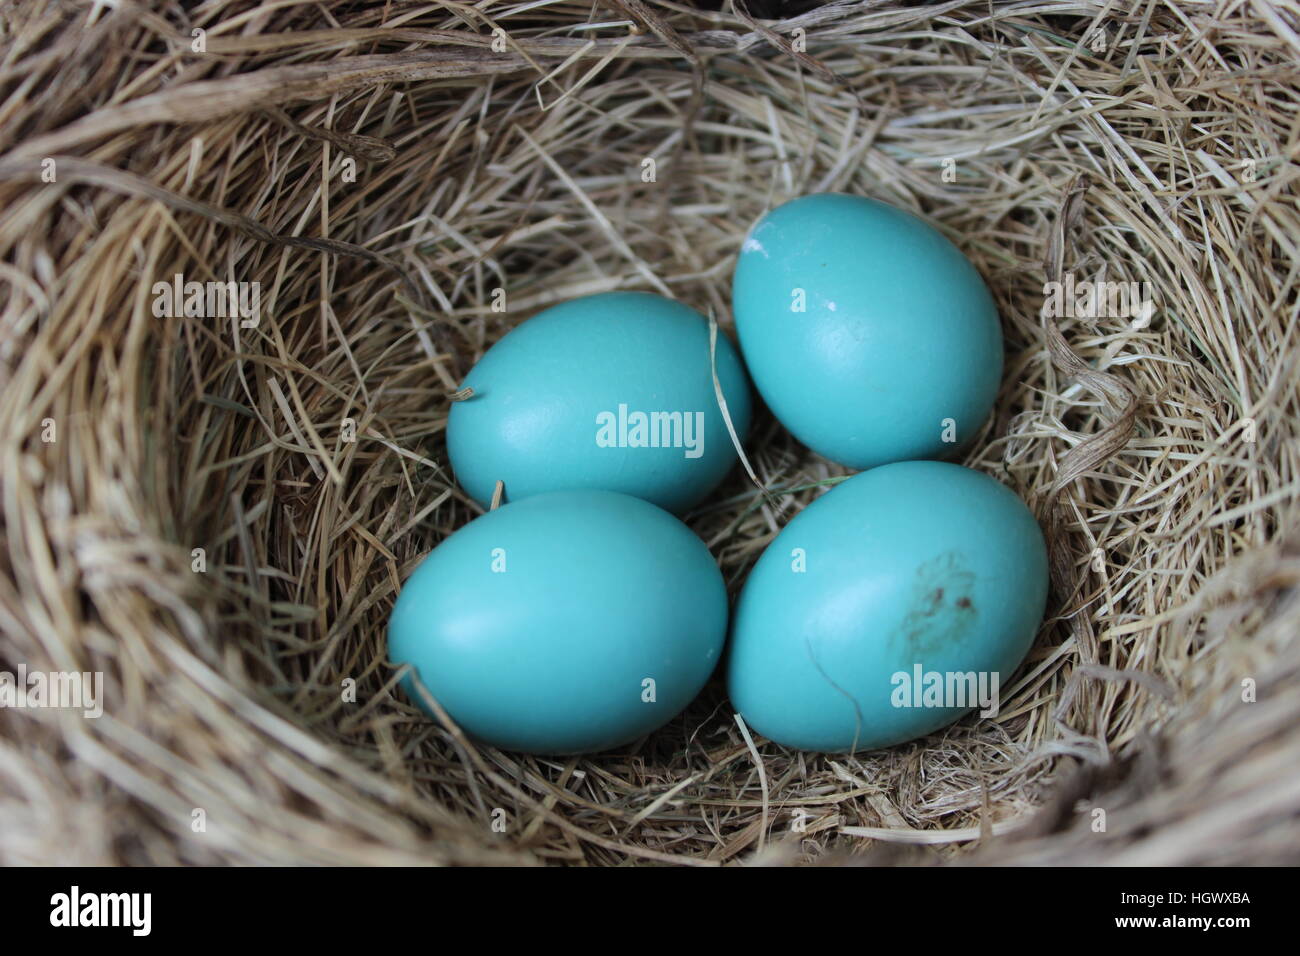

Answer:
[726,461,1047,752]
[447,291,752,514]
[732,193,1002,469]
[388,490,728,755]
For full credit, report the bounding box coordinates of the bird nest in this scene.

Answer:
[1,0,1298,865]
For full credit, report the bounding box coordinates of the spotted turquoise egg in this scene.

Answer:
[726,461,1048,753]
[731,193,1003,469]
[447,291,752,514]
[388,490,728,755]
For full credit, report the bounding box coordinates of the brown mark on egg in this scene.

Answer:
[897,552,977,659]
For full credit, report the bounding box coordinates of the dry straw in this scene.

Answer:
[1,0,1298,865]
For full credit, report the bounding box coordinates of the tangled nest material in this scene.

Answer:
[1,0,1298,865]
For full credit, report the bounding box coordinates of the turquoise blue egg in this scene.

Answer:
[388,489,728,755]
[731,193,1003,469]
[447,291,752,514]
[726,461,1047,753]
